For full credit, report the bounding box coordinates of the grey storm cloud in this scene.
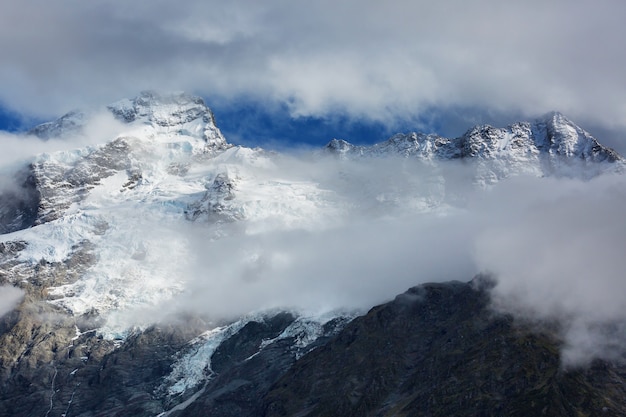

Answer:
[1,0,626,141]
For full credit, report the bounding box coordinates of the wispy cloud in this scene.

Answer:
[0,285,24,318]
[473,174,626,365]
[0,110,126,169]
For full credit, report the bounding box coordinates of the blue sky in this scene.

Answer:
[5,92,623,157]
[1,1,625,153]
[200,99,397,149]
[207,100,544,151]
[3,95,622,155]
[0,104,28,133]
[0,97,404,148]
[0,93,528,151]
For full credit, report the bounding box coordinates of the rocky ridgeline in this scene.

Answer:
[326,111,623,185]
[4,95,624,236]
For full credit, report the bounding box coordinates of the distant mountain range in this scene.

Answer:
[0,91,624,416]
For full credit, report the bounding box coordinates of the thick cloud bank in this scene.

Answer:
[179,166,626,367]
[104,150,626,366]
[1,0,626,145]
[105,157,478,328]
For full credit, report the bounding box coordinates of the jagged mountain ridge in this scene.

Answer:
[0,92,625,416]
[326,111,622,163]
[326,111,623,185]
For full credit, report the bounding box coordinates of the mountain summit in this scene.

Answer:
[326,111,623,185]
[106,91,227,148]
[30,91,228,148]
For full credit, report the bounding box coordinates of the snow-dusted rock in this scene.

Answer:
[326,112,624,185]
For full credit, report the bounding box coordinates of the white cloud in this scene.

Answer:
[95,151,626,366]
[1,0,625,146]
[163,164,626,366]
[0,110,126,169]
[103,157,474,324]
[0,285,24,318]
[472,174,626,365]
[176,209,476,319]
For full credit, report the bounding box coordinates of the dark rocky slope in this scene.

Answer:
[1,275,625,416]
[262,279,626,417]
[0,167,40,234]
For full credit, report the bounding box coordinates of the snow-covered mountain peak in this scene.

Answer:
[27,110,88,139]
[106,91,227,148]
[3,99,626,334]
[28,91,228,150]
[325,138,353,153]
[531,111,623,163]
[325,113,624,184]
[0,97,347,324]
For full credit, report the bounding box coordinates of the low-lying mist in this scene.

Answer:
[472,174,626,366]
[2,115,625,367]
[112,149,626,366]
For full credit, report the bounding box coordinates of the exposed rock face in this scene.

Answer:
[263,280,626,417]
[31,138,134,225]
[168,312,350,417]
[3,91,230,233]
[1,278,619,417]
[0,302,349,416]
[185,172,239,223]
[0,167,39,234]
[0,309,206,417]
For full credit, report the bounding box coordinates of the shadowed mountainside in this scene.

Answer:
[262,279,626,417]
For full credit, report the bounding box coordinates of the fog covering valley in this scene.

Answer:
[0,103,624,374]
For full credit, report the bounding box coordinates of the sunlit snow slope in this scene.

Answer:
[2,92,354,334]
